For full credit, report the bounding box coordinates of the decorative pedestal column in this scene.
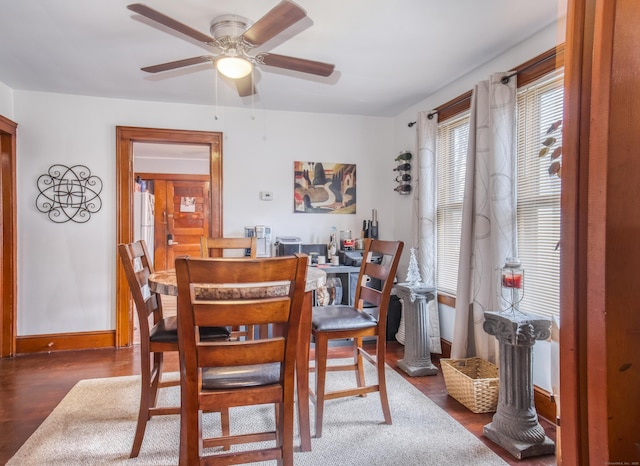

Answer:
[394,284,438,376]
[482,311,555,459]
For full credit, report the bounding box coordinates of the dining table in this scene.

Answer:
[148,264,327,453]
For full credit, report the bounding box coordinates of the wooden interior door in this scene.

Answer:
[153,178,210,270]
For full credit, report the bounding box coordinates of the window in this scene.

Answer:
[436,113,470,295]
[516,72,564,319]
[434,72,563,319]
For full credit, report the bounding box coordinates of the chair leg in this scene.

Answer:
[376,338,392,425]
[130,350,159,458]
[353,337,366,393]
[281,398,295,466]
[296,323,312,452]
[313,332,329,438]
[179,404,202,466]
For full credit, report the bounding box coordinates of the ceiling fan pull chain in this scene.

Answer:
[251,71,255,120]
[214,72,219,121]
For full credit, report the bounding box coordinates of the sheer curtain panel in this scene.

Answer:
[412,111,441,353]
[451,72,518,362]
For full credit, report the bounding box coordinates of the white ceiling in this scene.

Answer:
[0,0,563,118]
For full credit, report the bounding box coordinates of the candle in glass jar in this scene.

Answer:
[502,273,523,289]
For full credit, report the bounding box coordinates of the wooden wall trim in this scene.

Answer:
[437,293,456,308]
[534,385,558,425]
[135,173,209,182]
[16,331,116,354]
[0,115,17,358]
[584,0,613,461]
[439,338,452,358]
[436,90,473,122]
[436,44,565,123]
[558,0,588,460]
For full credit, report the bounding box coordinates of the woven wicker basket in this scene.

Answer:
[440,357,499,413]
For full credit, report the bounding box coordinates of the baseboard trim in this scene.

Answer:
[438,338,556,422]
[16,330,116,354]
[534,384,557,423]
[439,338,452,358]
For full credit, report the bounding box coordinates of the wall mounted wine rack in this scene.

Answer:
[393,150,412,195]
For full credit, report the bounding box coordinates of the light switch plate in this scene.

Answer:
[260,191,273,201]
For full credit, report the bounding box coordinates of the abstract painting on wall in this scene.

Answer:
[294,161,356,214]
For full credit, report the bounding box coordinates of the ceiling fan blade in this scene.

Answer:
[241,0,306,47]
[127,3,215,45]
[258,53,335,77]
[234,75,256,97]
[141,56,213,73]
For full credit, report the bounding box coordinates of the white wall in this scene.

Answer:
[14,90,394,336]
[389,20,566,391]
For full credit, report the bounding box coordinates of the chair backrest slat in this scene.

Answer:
[118,240,162,340]
[353,239,403,326]
[359,286,383,307]
[193,299,292,328]
[200,236,257,258]
[197,339,286,367]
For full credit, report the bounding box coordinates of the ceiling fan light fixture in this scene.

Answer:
[216,56,253,79]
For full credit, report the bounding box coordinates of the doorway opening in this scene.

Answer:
[116,127,222,348]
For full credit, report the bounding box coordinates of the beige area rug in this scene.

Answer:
[8,362,508,466]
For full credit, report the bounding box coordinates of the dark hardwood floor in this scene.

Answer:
[0,342,556,465]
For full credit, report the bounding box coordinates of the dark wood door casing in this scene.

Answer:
[560,0,640,463]
[0,115,17,358]
[116,126,222,348]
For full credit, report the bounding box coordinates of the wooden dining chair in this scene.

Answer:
[175,253,308,466]
[310,239,404,438]
[118,240,231,458]
[200,235,257,258]
[200,235,259,340]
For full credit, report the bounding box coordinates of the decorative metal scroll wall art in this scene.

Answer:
[36,164,103,223]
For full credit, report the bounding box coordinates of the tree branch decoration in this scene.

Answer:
[36,164,103,223]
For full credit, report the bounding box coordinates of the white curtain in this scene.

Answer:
[450,72,518,363]
[414,110,441,354]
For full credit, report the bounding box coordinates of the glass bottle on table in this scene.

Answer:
[328,227,337,262]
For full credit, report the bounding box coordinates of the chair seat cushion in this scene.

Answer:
[312,305,377,332]
[149,316,230,343]
[202,363,280,389]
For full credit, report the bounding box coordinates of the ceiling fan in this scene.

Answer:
[127,1,335,97]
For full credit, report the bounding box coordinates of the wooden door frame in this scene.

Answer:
[0,115,17,357]
[116,126,223,348]
[560,0,640,463]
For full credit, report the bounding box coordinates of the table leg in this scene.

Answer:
[296,291,312,452]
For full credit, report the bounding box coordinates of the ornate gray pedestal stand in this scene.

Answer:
[394,284,438,376]
[482,311,555,459]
